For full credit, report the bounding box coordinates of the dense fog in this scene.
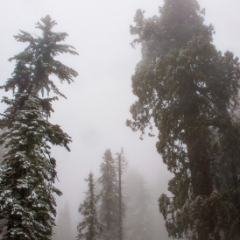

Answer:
[0,0,240,239]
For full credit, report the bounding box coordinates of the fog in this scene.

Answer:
[0,0,240,239]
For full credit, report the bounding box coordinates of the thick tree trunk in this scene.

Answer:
[186,135,220,240]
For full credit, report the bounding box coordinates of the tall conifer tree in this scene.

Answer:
[127,0,240,239]
[0,16,78,240]
[98,150,118,240]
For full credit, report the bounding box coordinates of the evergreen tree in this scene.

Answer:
[98,149,118,240]
[115,149,127,240]
[127,0,240,239]
[0,16,78,240]
[3,15,78,99]
[0,94,69,240]
[77,172,99,240]
[124,170,154,240]
[55,202,74,240]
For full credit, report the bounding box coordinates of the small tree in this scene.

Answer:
[98,150,118,240]
[77,172,99,240]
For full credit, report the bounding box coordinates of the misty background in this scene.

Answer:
[0,0,240,238]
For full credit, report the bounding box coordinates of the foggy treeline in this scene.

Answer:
[52,149,169,240]
[0,0,240,240]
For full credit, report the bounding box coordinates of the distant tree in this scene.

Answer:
[124,170,154,240]
[98,149,118,240]
[127,0,240,239]
[55,202,74,240]
[0,15,78,240]
[115,149,127,240]
[77,172,99,240]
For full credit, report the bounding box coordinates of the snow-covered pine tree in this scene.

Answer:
[0,93,70,239]
[3,15,78,99]
[0,15,77,240]
[77,172,99,240]
[98,150,118,240]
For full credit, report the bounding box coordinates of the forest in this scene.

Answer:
[0,0,240,240]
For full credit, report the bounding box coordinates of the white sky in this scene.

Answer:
[1,0,240,231]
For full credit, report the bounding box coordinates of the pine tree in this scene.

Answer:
[124,170,154,240]
[127,0,240,239]
[98,149,118,240]
[0,94,70,240]
[55,202,74,240]
[77,172,99,240]
[0,16,78,240]
[115,149,127,240]
[3,15,78,99]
